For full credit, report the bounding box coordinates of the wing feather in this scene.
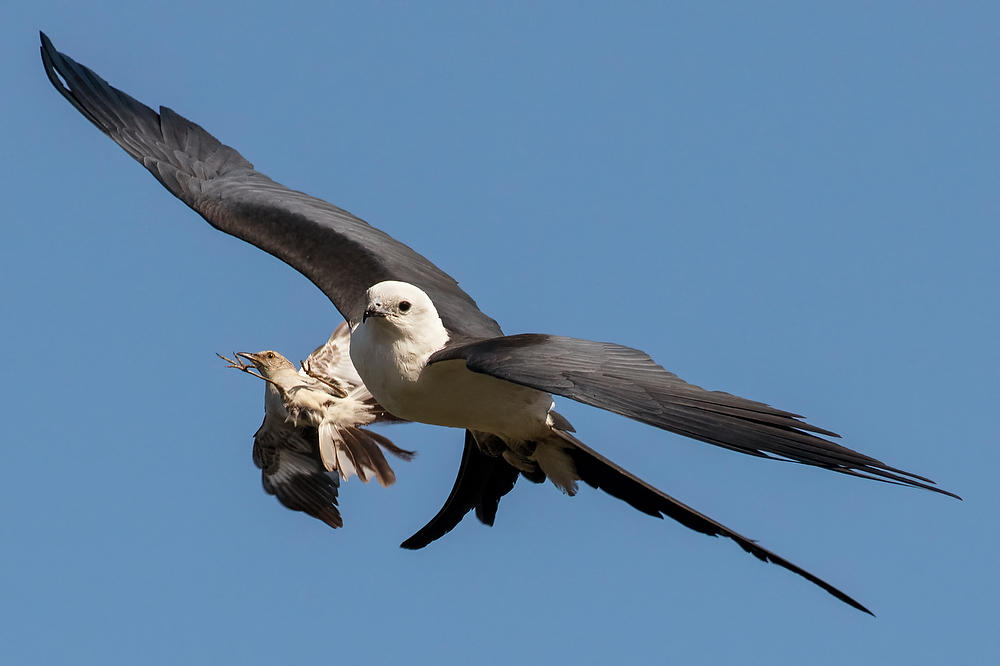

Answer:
[253,417,343,529]
[303,322,361,390]
[429,334,957,498]
[40,33,500,338]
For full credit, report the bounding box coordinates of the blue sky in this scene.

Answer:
[3,2,997,664]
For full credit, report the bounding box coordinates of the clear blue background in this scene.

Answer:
[3,2,996,664]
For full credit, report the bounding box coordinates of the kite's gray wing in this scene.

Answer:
[429,334,958,498]
[39,33,500,338]
[253,417,343,529]
[401,431,520,550]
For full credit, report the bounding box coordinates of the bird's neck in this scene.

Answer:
[351,318,449,389]
[270,367,305,388]
[263,382,288,417]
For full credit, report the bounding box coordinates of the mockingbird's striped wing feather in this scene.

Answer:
[302,322,407,426]
[253,417,343,529]
[253,411,415,526]
[428,334,957,498]
[303,322,363,392]
[40,33,500,339]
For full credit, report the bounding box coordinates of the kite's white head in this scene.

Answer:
[358,281,449,354]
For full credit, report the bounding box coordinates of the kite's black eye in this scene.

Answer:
[267,352,275,359]
[398,301,411,313]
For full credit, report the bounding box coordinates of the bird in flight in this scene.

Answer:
[41,32,957,614]
[219,322,414,528]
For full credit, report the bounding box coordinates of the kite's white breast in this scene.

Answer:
[351,323,552,440]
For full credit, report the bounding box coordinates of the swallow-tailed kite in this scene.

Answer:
[41,33,957,615]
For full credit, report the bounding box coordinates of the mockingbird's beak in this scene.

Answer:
[363,303,389,323]
[236,352,260,366]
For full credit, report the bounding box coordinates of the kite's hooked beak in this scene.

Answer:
[363,303,389,323]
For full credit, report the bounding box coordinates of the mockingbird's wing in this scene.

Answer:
[262,363,414,486]
[40,33,500,339]
[302,322,363,391]
[253,409,416,524]
[253,415,343,529]
[428,334,958,498]
[301,322,406,426]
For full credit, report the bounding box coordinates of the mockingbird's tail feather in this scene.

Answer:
[362,428,417,462]
[318,423,415,487]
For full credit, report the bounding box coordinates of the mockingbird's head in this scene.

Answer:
[236,350,296,378]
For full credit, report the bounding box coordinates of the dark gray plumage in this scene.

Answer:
[401,432,520,549]
[401,429,874,614]
[253,422,344,529]
[428,334,958,497]
[39,32,498,339]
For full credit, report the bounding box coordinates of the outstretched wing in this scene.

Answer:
[303,322,362,391]
[301,322,406,425]
[39,33,500,339]
[428,334,957,498]
[253,417,343,529]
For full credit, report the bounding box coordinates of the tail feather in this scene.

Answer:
[550,428,874,615]
[342,427,395,487]
[401,431,520,550]
[318,422,413,487]
[362,428,417,461]
[319,421,359,479]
